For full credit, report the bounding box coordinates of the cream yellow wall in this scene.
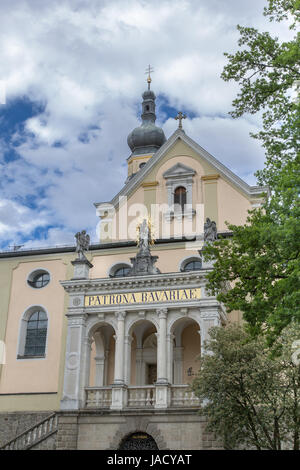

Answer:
[181,323,200,385]
[107,335,115,385]
[0,259,18,382]
[106,138,256,243]
[0,258,68,395]
[113,186,146,242]
[127,154,153,176]
[217,178,252,230]
[89,341,96,386]
[90,245,201,278]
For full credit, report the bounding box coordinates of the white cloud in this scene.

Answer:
[0,0,294,248]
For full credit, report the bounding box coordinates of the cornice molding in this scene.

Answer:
[60,270,208,294]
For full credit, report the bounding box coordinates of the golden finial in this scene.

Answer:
[145,64,154,90]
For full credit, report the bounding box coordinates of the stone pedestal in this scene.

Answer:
[110,384,128,410]
[198,248,214,269]
[155,383,171,409]
[71,257,93,280]
[129,251,160,276]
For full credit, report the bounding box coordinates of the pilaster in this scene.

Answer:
[60,312,90,410]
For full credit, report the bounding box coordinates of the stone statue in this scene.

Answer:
[75,230,90,260]
[127,218,160,276]
[204,218,217,242]
[138,219,151,253]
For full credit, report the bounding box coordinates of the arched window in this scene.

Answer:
[114,266,130,277]
[23,310,48,357]
[174,186,187,212]
[183,260,202,271]
[109,263,131,278]
[180,257,202,272]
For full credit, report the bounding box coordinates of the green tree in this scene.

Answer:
[191,323,300,450]
[203,0,300,341]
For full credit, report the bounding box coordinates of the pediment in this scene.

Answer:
[163,162,196,179]
[94,129,268,210]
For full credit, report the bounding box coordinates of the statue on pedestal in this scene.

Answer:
[128,219,160,276]
[137,219,152,253]
[204,218,217,243]
[75,230,90,260]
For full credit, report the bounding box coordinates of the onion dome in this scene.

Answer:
[127,86,166,156]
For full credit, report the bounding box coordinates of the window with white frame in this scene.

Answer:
[162,163,196,219]
[18,307,48,359]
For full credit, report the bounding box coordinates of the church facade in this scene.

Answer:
[0,79,266,450]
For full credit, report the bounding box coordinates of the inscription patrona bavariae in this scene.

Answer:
[85,288,201,307]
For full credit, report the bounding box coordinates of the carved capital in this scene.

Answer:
[157,308,168,319]
[115,310,126,321]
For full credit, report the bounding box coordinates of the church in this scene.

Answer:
[0,74,266,450]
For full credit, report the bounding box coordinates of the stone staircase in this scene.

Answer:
[0,412,58,450]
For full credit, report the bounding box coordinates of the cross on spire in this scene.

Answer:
[175,111,186,130]
[145,64,154,90]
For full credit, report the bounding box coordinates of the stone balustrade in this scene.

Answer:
[1,413,58,450]
[85,385,201,409]
[170,385,200,407]
[86,387,112,408]
[127,386,155,408]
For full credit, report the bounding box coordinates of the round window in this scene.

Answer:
[27,270,50,289]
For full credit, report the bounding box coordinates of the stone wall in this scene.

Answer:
[0,410,223,450]
[75,410,223,450]
[56,413,79,450]
[30,432,57,450]
[0,411,51,447]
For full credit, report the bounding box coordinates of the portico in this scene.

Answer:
[60,269,226,412]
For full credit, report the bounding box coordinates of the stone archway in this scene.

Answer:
[119,432,158,450]
[109,417,167,450]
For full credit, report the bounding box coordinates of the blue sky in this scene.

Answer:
[0,0,293,251]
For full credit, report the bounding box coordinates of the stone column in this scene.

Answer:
[60,313,90,410]
[166,333,174,384]
[113,311,126,384]
[156,308,168,384]
[124,334,133,385]
[155,308,170,409]
[111,311,127,410]
[94,355,105,387]
[135,348,143,385]
[103,349,109,386]
[173,347,184,384]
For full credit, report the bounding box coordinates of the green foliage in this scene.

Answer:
[221,2,299,178]
[203,0,300,341]
[191,323,300,449]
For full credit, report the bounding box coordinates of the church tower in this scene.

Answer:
[126,68,166,180]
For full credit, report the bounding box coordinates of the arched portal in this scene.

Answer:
[129,319,158,386]
[119,432,158,450]
[171,317,200,384]
[89,323,115,387]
